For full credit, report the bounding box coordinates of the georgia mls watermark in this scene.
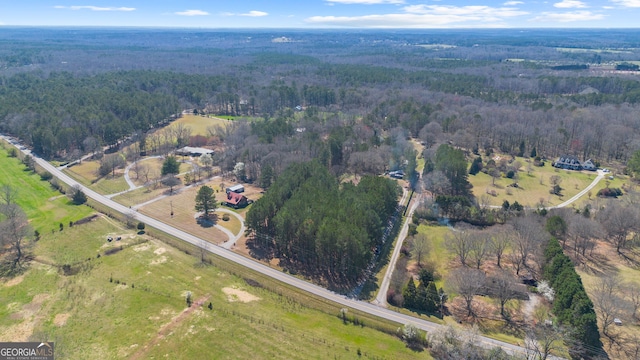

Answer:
[0,342,54,360]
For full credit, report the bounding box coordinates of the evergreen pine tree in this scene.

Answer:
[416,281,428,311]
[403,278,418,309]
[425,281,439,313]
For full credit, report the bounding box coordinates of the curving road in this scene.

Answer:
[551,170,604,209]
[5,136,556,359]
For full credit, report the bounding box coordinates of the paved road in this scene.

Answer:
[374,190,421,307]
[5,137,554,359]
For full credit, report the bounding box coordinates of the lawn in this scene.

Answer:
[216,210,242,236]
[0,148,94,234]
[64,160,130,195]
[417,224,454,290]
[170,114,232,136]
[1,218,431,360]
[135,179,243,245]
[112,186,166,208]
[572,173,627,209]
[469,157,596,208]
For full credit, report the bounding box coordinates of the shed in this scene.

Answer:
[226,184,245,194]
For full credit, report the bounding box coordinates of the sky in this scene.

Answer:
[1,0,640,28]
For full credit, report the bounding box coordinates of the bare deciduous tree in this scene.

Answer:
[510,216,548,278]
[447,267,486,317]
[624,284,640,322]
[489,270,520,318]
[423,170,451,198]
[568,214,603,258]
[446,230,473,267]
[596,201,639,255]
[0,203,32,275]
[410,233,430,268]
[525,325,563,360]
[468,232,490,270]
[490,225,512,268]
[592,275,631,342]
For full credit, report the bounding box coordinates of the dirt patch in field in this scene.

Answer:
[222,287,260,303]
[3,274,25,287]
[54,313,70,326]
[154,247,166,255]
[150,256,167,265]
[0,318,35,342]
[133,243,151,252]
[129,295,210,360]
[0,293,50,341]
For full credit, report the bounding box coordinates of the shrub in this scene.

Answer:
[506,170,515,179]
[40,171,53,180]
[597,187,622,198]
[72,186,88,205]
[222,214,230,221]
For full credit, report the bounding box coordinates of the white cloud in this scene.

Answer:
[503,1,524,5]
[222,10,268,17]
[54,5,135,11]
[531,10,605,22]
[553,0,588,8]
[403,5,528,17]
[175,9,209,16]
[307,5,529,28]
[610,0,640,7]
[326,0,405,4]
[241,11,268,17]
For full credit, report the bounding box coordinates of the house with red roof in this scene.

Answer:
[224,191,249,209]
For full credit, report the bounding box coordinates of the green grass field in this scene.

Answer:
[417,224,453,290]
[171,114,232,136]
[2,217,431,360]
[0,148,94,234]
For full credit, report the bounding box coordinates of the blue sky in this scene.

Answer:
[1,0,640,28]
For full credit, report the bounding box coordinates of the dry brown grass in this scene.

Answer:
[136,178,262,244]
[68,160,100,180]
[137,187,228,245]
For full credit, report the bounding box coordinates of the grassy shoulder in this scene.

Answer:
[0,148,94,233]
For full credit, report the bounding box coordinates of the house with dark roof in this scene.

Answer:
[553,155,597,171]
[582,159,597,171]
[553,155,582,170]
[224,191,249,209]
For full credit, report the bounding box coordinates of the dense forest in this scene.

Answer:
[2,28,640,171]
[245,161,400,289]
